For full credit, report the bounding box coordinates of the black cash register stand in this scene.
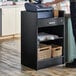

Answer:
[21,3,65,70]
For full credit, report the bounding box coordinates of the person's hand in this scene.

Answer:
[44,2,51,7]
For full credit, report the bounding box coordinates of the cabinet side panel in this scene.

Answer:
[0,9,2,36]
[21,11,37,69]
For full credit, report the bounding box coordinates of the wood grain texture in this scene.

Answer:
[0,38,76,76]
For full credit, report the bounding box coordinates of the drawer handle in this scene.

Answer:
[40,48,49,51]
[49,22,55,25]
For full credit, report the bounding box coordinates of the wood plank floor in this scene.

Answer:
[0,38,76,76]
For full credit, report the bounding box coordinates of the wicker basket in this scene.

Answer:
[54,10,59,17]
[51,45,62,57]
[38,44,51,61]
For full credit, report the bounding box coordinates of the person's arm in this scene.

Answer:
[51,0,64,4]
[44,0,64,6]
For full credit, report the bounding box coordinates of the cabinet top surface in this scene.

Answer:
[0,4,24,9]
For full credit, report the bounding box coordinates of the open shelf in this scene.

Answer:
[38,36,63,42]
[38,56,64,61]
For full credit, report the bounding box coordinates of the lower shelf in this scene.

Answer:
[37,56,63,70]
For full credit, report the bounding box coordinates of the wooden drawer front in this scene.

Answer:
[52,46,62,57]
[37,17,64,27]
[38,44,51,61]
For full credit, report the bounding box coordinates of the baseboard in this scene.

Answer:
[0,34,21,40]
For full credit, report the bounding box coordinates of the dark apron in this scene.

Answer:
[70,2,76,42]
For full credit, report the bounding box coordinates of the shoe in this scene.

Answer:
[74,59,76,62]
[66,60,76,68]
